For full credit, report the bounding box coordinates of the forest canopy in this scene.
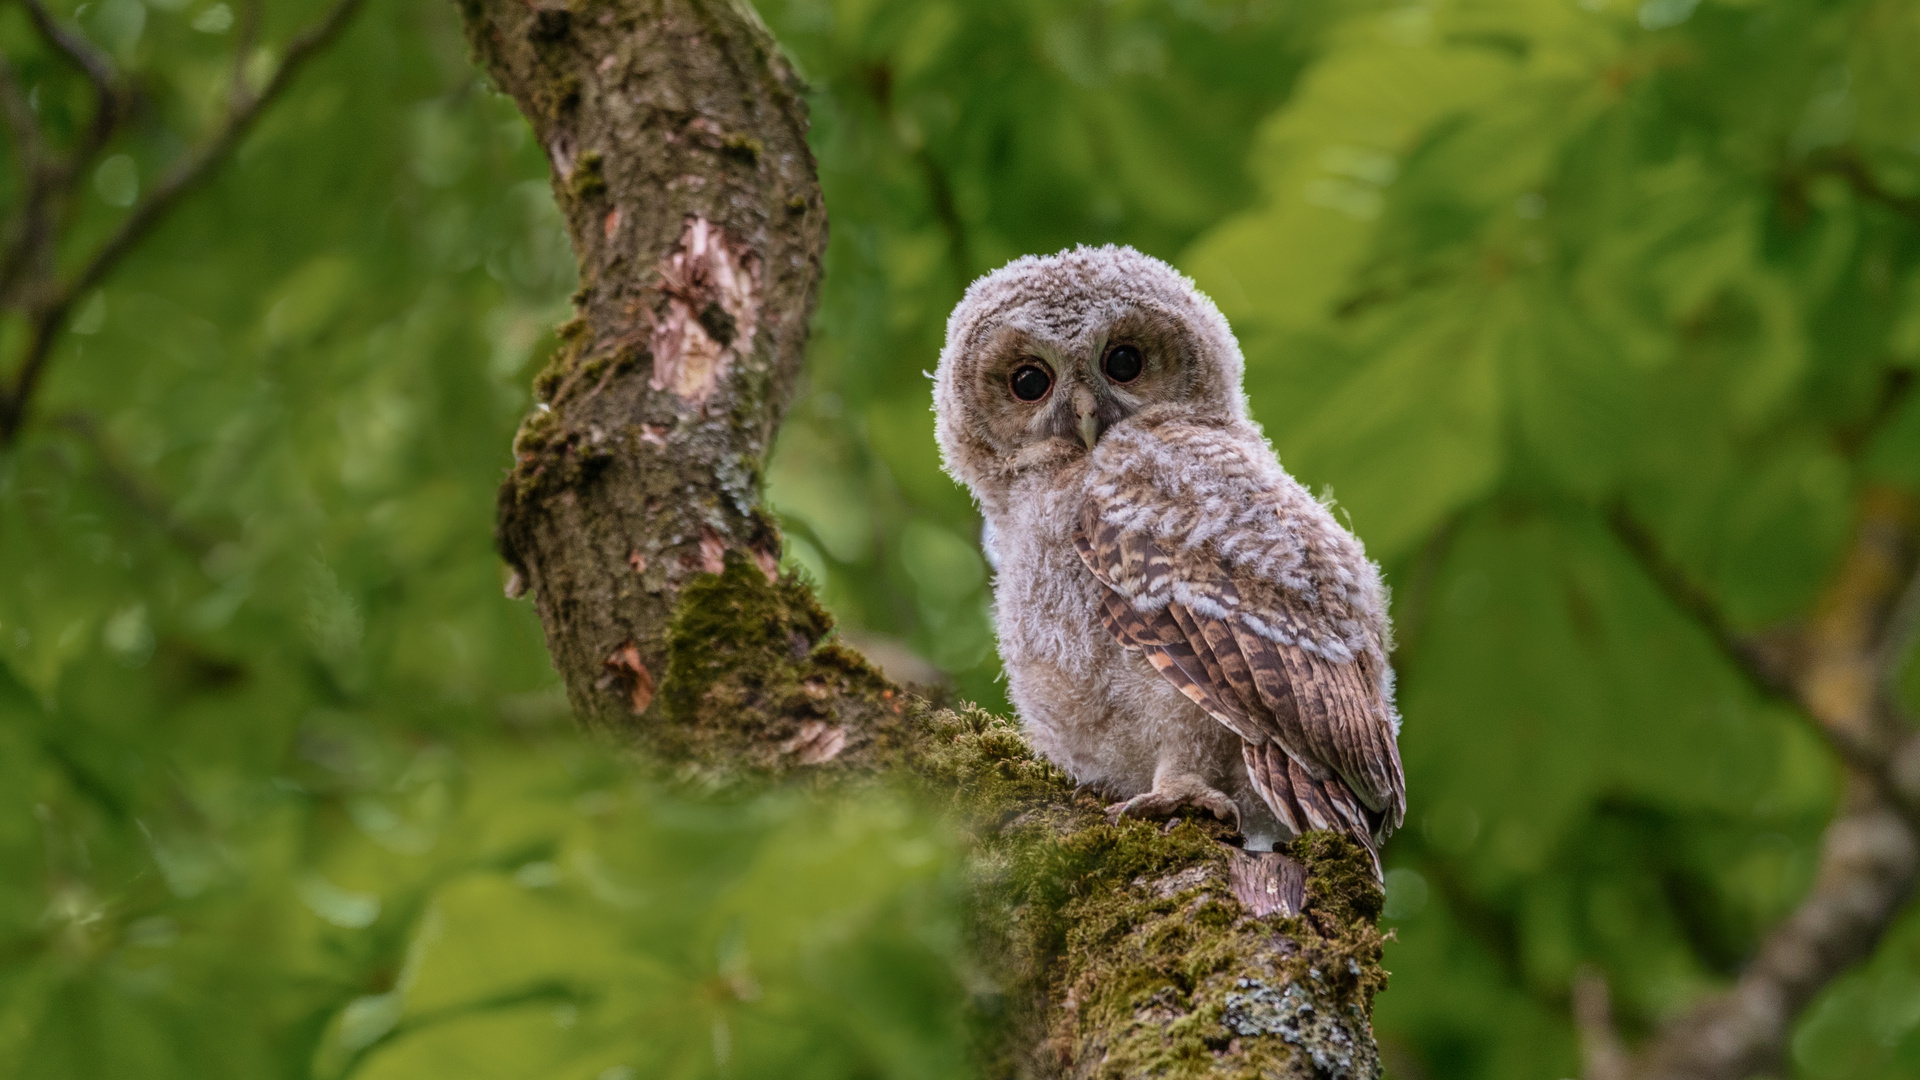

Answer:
[1,1,1918,1078]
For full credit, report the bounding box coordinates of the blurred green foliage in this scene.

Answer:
[2,0,1920,1079]
[1,3,976,1077]
[1174,3,1920,1075]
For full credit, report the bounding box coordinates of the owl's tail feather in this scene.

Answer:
[1243,741,1383,882]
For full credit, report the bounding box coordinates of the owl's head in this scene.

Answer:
[933,245,1249,503]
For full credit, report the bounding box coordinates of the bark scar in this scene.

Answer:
[781,720,847,765]
[604,641,655,714]
[751,546,779,582]
[650,216,759,406]
[1227,848,1305,918]
[697,527,726,574]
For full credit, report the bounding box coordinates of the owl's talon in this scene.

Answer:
[1104,781,1241,831]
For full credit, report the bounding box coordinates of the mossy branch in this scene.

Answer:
[455,1,1391,1075]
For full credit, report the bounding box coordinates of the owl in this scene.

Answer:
[933,245,1405,876]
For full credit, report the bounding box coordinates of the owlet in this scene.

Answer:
[933,245,1405,875]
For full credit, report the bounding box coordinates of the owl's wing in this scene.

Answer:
[1074,496,1406,860]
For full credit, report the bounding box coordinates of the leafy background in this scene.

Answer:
[2,0,1919,1078]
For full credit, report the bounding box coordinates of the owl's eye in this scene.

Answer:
[1103,344,1144,384]
[1009,364,1052,402]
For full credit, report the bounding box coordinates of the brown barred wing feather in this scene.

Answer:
[1075,498,1406,877]
[1076,534,1259,740]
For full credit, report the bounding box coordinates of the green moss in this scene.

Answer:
[1292,831,1385,928]
[510,402,562,457]
[567,151,607,201]
[501,318,643,511]
[721,133,764,165]
[531,316,590,404]
[659,552,833,716]
[537,73,581,126]
[652,552,906,770]
[454,0,496,72]
[941,734,1388,1080]
[1275,831,1390,1009]
[918,707,1078,821]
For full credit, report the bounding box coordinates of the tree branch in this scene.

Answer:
[1609,496,1920,819]
[66,0,363,303]
[1573,966,1631,1080]
[0,49,43,174]
[1609,489,1920,1080]
[1638,780,1918,1080]
[232,0,264,88]
[856,63,972,289]
[1810,148,1920,225]
[0,0,366,442]
[459,1,1392,1074]
[1877,563,1920,706]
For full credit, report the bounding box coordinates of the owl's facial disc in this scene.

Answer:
[967,303,1216,466]
[935,246,1254,498]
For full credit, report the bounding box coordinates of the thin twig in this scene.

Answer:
[916,147,972,288]
[0,50,43,173]
[0,54,43,284]
[1610,500,1920,822]
[1814,149,1920,225]
[1605,503,1796,697]
[0,0,367,441]
[1839,368,1916,460]
[68,0,365,305]
[20,0,122,153]
[233,0,264,92]
[50,412,224,558]
[0,49,59,308]
[1387,511,1459,660]
[860,62,972,287]
[20,0,117,95]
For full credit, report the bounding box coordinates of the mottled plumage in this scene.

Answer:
[933,245,1405,875]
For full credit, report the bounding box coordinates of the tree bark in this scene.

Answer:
[456,2,1389,1076]
[466,0,823,733]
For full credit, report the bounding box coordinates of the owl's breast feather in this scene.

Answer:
[985,466,1125,684]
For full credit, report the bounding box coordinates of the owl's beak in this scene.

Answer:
[1073,386,1101,449]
